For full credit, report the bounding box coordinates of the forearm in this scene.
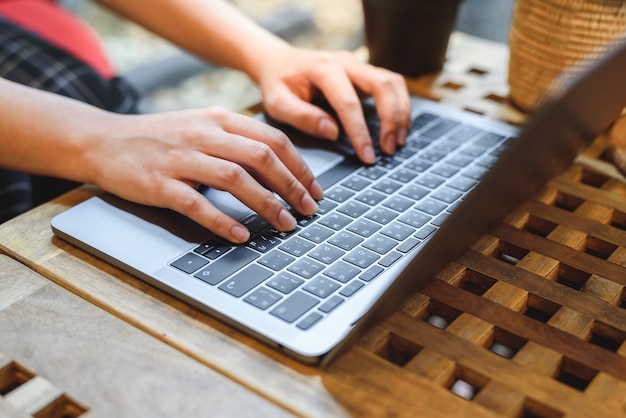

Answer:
[0,78,109,183]
[95,0,292,82]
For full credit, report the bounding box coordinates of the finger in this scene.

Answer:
[175,152,300,234]
[192,118,322,213]
[217,111,324,201]
[342,63,411,154]
[263,84,340,142]
[311,62,377,164]
[159,179,251,243]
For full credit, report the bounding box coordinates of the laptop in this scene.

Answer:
[52,38,626,366]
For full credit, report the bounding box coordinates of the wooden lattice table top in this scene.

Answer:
[328,33,626,417]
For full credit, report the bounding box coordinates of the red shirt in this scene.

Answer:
[0,0,114,78]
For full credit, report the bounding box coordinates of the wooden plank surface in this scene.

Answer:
[0,255,293,418]
[1,32,626,417]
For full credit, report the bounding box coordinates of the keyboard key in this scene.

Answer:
[397,238,421,253]
[400,184,430,201]
[194,239,232,260]
[257,251,295,271]
[344,248,380,269]
[372,179,403,194]
[405,159,432,172]
[360,265,384,282]
[346,219,381,237]
[297,312,323,330]
[244,287,282,310]
[449,125,481,142]
[462,165,489,180]
[288,257,325,279]
[341,176,371,191]
[365,207,398,225]
[431,187,463,204]
[359,166,387,180]
[270,291,319,323]
[303,276,341,298]
[431,164,459,179]
[279,236,314,257]
[247,233,280,253]
[337,201,370,218]
[316,199,338,215]
[339,280,365,297]
[318,213,353,231]
[381,222,416,241]
[266,272,304,294]
[398,211,431,228]
[218,264,273,297]
[171,253,209,274]
[327,231,364,251]
[268,227,299,240]
[389,168,418,183]
[324,260,361,283]
[421,119,459,139]
[461,145,486,158]
[432,212,451,227]
[447,154,473,167]
[415,198,447,216]
[415,225,437,240]
[382,196,414,212]
[308,244,344,265]
[416,173,446,189]
[363,234,397,254]
[241,214,270,234]
[318,295,345,313]
[326,186,355,203]
[379,251,403,267]
[299,224,334,243]
[475,132,505,147]
[194,247,259,285]
[355,190,386,206]
[421,150,446,163]
[294,213,319,228]
[448,177,477,192]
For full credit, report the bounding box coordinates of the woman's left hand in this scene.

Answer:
[254,46,412,164]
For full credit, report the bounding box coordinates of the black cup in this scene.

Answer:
[362,0,462,77]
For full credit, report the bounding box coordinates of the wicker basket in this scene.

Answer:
[508,0,626,113]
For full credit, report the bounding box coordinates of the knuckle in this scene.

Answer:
[257,189,281,214]
[250,141,276,165]
[219,163,247,184]
[177,191,204,215]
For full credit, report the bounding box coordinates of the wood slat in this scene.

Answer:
[459,250,626,335]
[420,279,626,382]
[382,312,623,418]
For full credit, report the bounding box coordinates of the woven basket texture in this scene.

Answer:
[508,0,626,112]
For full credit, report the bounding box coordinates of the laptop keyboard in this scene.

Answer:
[169,110,512,330]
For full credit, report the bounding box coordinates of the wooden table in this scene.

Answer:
[2,32,626,417]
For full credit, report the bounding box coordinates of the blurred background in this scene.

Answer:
[61,0,514,113]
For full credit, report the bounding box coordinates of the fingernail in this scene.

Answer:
[309,180,324,200]
[231,225,250,243]
[362,144,376,164]
[301,193,319,215]
[318,118,338,140]
[279,208,297,231]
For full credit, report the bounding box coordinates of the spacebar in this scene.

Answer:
[194,247,259,285]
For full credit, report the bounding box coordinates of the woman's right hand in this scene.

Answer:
[87,106,323,243]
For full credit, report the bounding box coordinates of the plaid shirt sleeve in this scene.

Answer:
[0,16,141,223]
